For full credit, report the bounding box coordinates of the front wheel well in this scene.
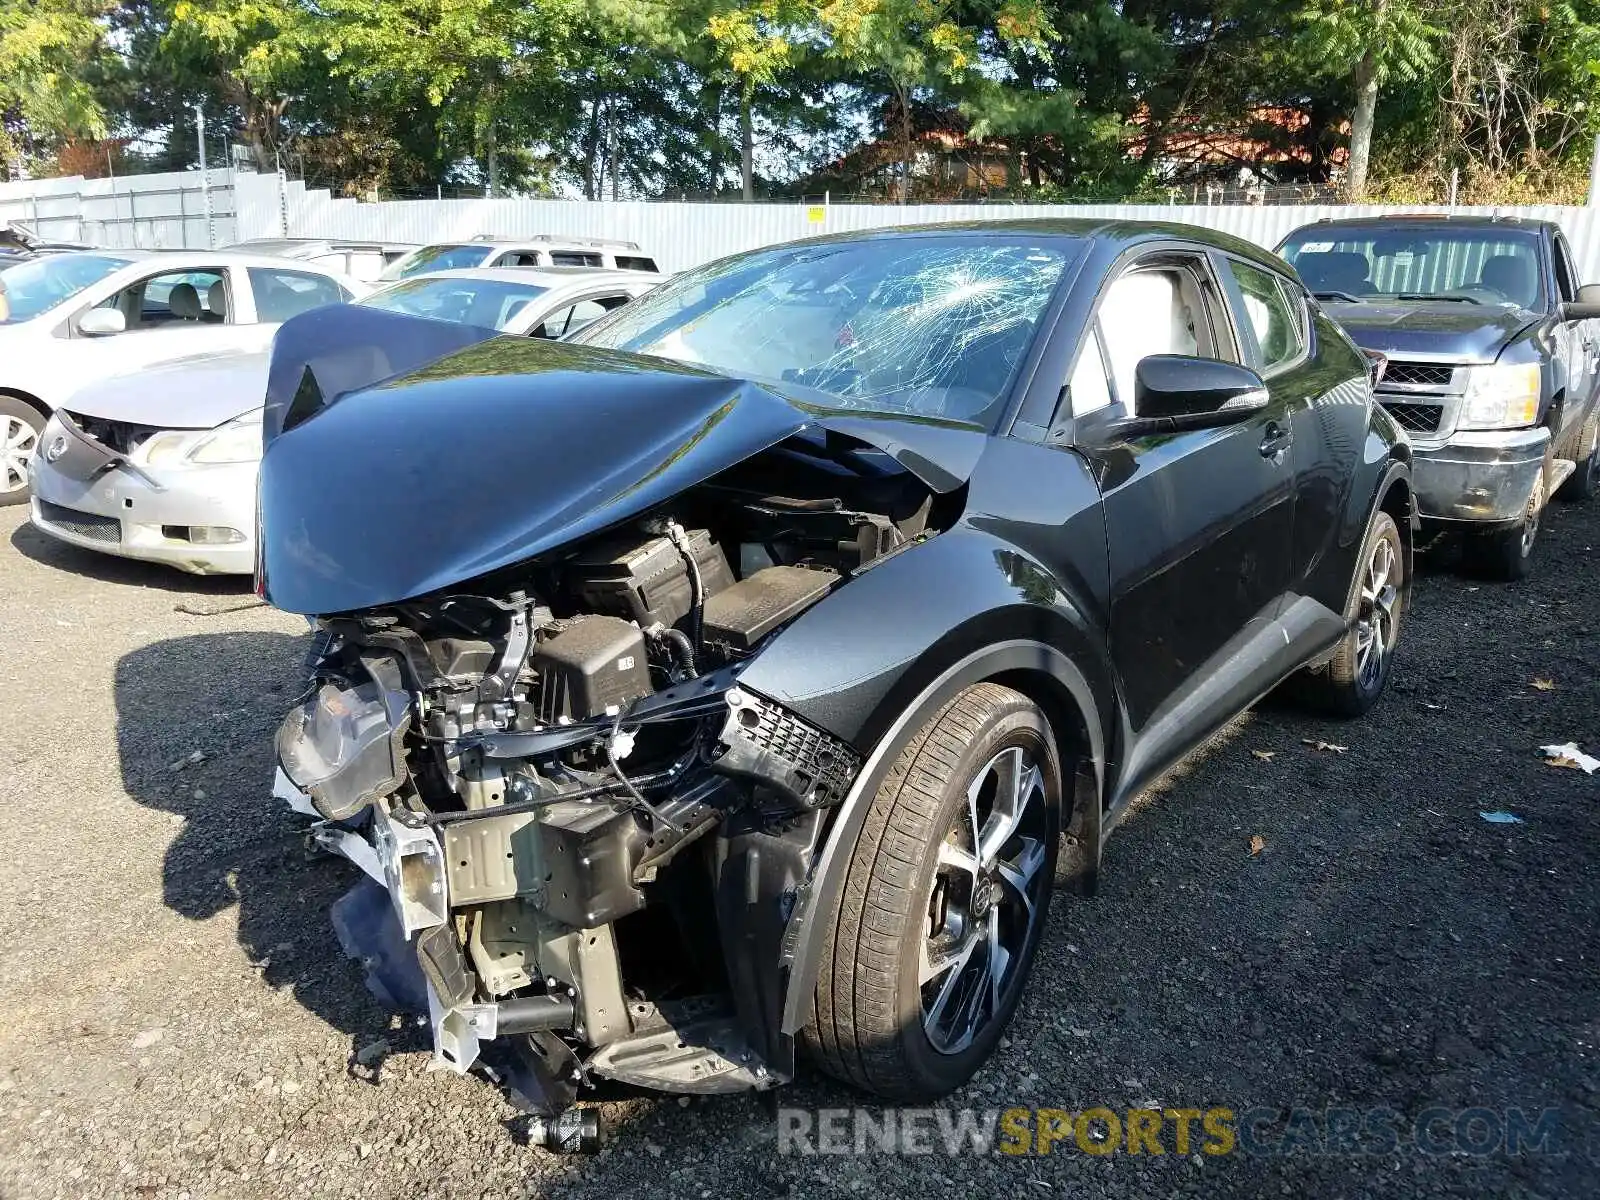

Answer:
[1378,474,1414,559]
[0,389,51,422]
[985,667,1102,894]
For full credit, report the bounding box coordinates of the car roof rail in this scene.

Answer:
[468,232,643,251]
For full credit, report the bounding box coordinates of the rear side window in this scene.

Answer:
[496,251,545,268]
[550,251,603,267]
[615,255,658,272]
[1226,260,1303,373]
[249,268,349,322]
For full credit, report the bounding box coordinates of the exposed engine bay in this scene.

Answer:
[273,439,948,1119]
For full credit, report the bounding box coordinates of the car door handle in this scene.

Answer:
[1260,423,1291,458]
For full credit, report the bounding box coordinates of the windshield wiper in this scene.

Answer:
[1393,292,1484,306]
[1312,290,1366,304]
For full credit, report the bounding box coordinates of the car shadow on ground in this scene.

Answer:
[10,521,255,598]
[113,628,422,1062]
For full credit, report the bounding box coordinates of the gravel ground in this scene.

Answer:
[0,496,1595,1200]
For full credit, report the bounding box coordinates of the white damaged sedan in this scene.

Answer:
[30,351,271,573]
[28,267,662,574]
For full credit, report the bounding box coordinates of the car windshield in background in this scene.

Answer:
[361,277,550,330]
[575,237,1074,425]
[381,244,489,280]
[0,253,132,323]
[1281,226,1544,309]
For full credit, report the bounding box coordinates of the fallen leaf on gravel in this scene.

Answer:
[1531,678,1557,691]
[1249,835,1266,856]
[1301,739,1348,753]
[1251,749,1275,762]
[1539,742,1600,774]
[1479,811,1524,824]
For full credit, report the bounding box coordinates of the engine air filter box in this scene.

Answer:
[532,615,651,722]
[569,529,733,629]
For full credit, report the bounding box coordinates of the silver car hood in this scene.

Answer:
[63,350,270,429]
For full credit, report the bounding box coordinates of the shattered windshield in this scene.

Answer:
[575,236,1077,426]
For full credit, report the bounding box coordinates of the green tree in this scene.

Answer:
[1298,0,1439,198]
[0,0,115,167]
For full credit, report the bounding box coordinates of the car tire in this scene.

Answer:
[0,395,46,508]
[1298,510,1404,717]
[1463,454,1547,581]
[1556,410,1598,502]
[802,682,1060,1102]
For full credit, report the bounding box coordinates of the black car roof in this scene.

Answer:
[780,218,1296,280]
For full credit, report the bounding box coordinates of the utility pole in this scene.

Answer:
[194,101,215,249]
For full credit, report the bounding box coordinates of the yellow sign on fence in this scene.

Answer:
[806,205,827,224]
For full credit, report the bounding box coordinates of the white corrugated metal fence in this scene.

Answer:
[227,173,1600,277]
[14,168,1600,278]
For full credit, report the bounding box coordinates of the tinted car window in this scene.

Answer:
[362,277,551,330]
[1281,226,1544,309]
[578,237,1074,425]
[550,251,604,267]
[249,268,349,322]
[383,244,491,280]
[615,255,659,272]
[1227,259,1302,371]
[0,253,131,323]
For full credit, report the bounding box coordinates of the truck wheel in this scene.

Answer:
[0,396,45,507]
[1556,411,1598,502]
[1464,458,1546,581]
[803,683,1060,1101]
[1298,510,1403,716]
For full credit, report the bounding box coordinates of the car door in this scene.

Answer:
[1551,231,1596,434]
[1074,249,1296,787]
[68,264,257,380]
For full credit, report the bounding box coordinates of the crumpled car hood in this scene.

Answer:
[257,315,986,615]
[64,349,271,428]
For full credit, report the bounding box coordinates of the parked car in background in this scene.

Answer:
[28,267,661,573]
[258,221,1410,1138]
[0,249,366,505]
[226,238,420,283]
[380,234,659,280]
[1280,216,1600,579]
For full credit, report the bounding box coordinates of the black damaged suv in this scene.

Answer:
[263,221,1411,1140]
[1281,216,1600,579]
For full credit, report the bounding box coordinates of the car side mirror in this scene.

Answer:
[1561,284,1600,321]
[77,309,126,336]
[1133,355,1269,421]
[1072,356,1269,446]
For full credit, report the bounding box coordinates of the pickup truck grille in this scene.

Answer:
[1382,401,1445,435]
[1380,361,1455,388]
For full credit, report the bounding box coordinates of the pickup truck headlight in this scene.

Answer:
[187,408,266,465]
[1458,363,1540,430]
